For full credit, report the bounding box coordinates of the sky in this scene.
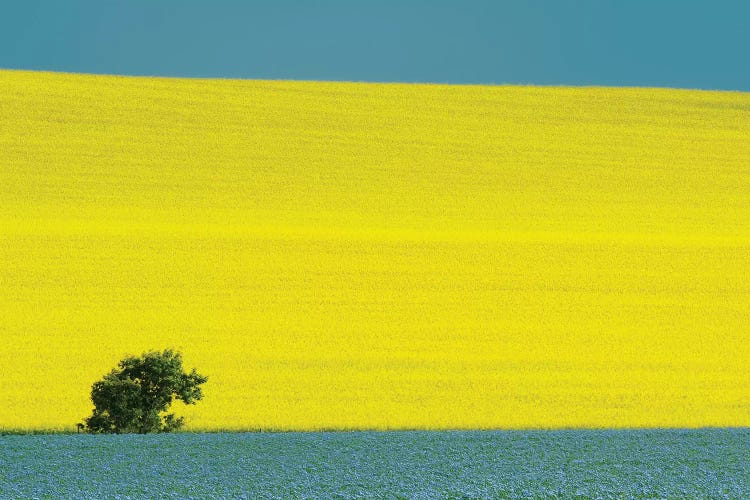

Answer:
[1,0,749,91]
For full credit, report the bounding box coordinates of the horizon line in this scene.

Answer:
[2,66,748,94]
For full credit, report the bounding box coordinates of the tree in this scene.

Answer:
[83,349,207,434]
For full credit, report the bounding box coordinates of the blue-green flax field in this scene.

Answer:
[2,430,748,498]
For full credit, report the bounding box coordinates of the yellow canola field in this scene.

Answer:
[1,69,749,431]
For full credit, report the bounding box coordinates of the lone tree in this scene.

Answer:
[83,349,207,434]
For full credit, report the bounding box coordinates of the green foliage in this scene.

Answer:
[5,430,750,497]
[83,349,207,434]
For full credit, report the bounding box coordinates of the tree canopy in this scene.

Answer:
[83,349,207,433]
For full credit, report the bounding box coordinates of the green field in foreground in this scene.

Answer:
[1,429,748,498]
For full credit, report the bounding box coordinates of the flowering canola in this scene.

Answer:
[1,70,749,430]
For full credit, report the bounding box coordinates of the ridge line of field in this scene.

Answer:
[3,67,750,95]
[4,425,750,436]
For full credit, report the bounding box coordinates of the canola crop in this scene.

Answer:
[1,69,749,431]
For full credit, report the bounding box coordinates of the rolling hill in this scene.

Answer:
[1,69,749,430]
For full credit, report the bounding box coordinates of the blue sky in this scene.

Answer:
[1,1,749,91]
